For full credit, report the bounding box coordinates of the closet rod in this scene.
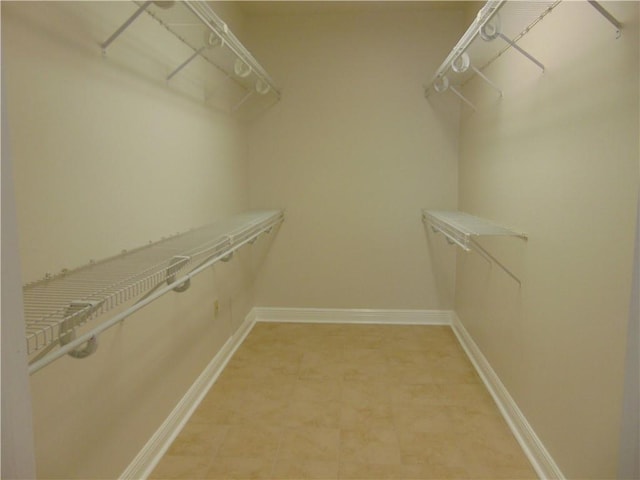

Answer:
[27,216,281,375]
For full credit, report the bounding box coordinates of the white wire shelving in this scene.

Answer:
[424,0,622,111]
[422,210,527,284]
[24,210,284,375]
[101,0,280,114]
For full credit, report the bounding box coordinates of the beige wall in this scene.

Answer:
[2,2,259,478]
[244,6,465,310]
[454,2,639,478]
[7,1,637,478]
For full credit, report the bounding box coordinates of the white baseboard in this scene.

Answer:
[451,314,565,480]
[253,307,454,325]
[119,313,255,480]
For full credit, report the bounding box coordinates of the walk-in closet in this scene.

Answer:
[1,1,638,479]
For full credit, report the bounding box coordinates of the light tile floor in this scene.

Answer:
[150,323,538,479]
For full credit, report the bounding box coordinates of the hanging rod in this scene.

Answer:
[422,210,527,284]
[25,210,284,374]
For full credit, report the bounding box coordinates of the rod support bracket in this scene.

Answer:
[60,301,101,359]
[167,256,191,292]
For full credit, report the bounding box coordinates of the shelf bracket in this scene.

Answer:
[498,33,545,72]
[167,47,206,81]
[101,0,154,53]
[470,239,522,285]
[232,90,255,113]
[433,76,477,111]
[59,301,101,359]
[450,85,478,112]
[470,66,503,97]
[588,1,622,38]
[429,223,471,252]
[481,15,545,72]
[452,52,503,97]
[167,256,191,292]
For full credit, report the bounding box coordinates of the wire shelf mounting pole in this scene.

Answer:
[587,1,622,37]
[449,85,478,111]
[101,0,153,53]
[470,238,522,285]
[167,47,206,81]
[496,32,545,72]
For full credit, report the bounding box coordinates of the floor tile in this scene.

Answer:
[204,456,275,479]
[165,423,228,457]
[216,425,282,458]
[277,427,340,461]
[340,428,403,465]
[148,453,211,479]
[272,459,340,479]
[151,323,537,480]
[285,398,341,428]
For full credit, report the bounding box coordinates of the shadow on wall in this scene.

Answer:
[423,223,457,308]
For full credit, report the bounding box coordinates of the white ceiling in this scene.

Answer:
[235,1,474,17]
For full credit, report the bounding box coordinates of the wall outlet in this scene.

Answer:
[213,300,220,318]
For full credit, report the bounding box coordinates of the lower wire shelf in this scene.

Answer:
[422,210,527,284]
[24,209,284,374]
[423,210,527,250]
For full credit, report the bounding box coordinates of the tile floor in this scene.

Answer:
[149,322,537,479]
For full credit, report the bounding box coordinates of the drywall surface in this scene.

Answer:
[2,2,258,478]
[244,6,464,309]
[454,2,639,478]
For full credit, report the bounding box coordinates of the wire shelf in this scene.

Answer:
[101,1,280,115]
[423,210,526,251]
[24,210,284,363]
[424,0,621,109]
[423,210,526,284]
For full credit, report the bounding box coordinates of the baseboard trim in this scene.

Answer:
[451,314,565,480]
[253,307,454,325]
[119,313,255,480]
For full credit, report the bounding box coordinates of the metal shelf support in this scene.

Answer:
[588,1,622,38]
[101,1,153,53]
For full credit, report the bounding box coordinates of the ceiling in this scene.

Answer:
[235,1,474,17]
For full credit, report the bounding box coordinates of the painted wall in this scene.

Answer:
[243,5,465,310]
[2,2,262,478]
[453,2,639,478]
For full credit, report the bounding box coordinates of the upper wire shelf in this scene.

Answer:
[101,0,280,115]
[24,210,284,374]
[424,0,622,111]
